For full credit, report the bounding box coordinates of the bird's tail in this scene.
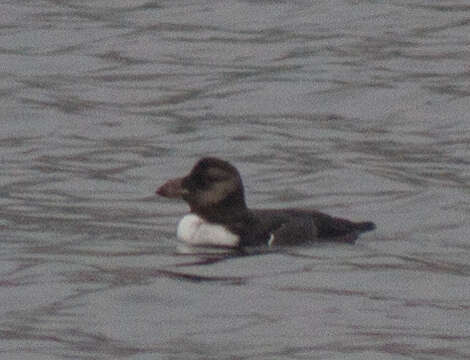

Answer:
[355,221,376,232]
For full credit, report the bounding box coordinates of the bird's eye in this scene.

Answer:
[189,173,210,189]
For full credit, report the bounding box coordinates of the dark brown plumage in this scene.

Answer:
[157,157,375,247]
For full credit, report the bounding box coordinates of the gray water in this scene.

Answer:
[1,1,470,359]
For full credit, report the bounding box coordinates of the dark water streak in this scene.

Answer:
[1,1,470,359]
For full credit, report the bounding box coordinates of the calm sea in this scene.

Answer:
[1,1,470,359]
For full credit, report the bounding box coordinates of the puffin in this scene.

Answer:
[157,157,375,247]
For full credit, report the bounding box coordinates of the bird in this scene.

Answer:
[157,157,375,247]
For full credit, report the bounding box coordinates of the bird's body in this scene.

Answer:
[157,157,375,247]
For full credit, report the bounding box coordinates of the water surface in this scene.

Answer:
[1,1,470,359]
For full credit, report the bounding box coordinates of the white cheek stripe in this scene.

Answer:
[177,214,240,247]
[268,234,275,247]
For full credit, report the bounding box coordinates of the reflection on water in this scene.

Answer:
[2,0,470,359]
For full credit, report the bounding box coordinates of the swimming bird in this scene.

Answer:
[157,157,375,247]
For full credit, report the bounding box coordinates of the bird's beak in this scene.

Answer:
[156,177,188,198]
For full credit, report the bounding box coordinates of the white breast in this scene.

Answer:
[176,214,240,247]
